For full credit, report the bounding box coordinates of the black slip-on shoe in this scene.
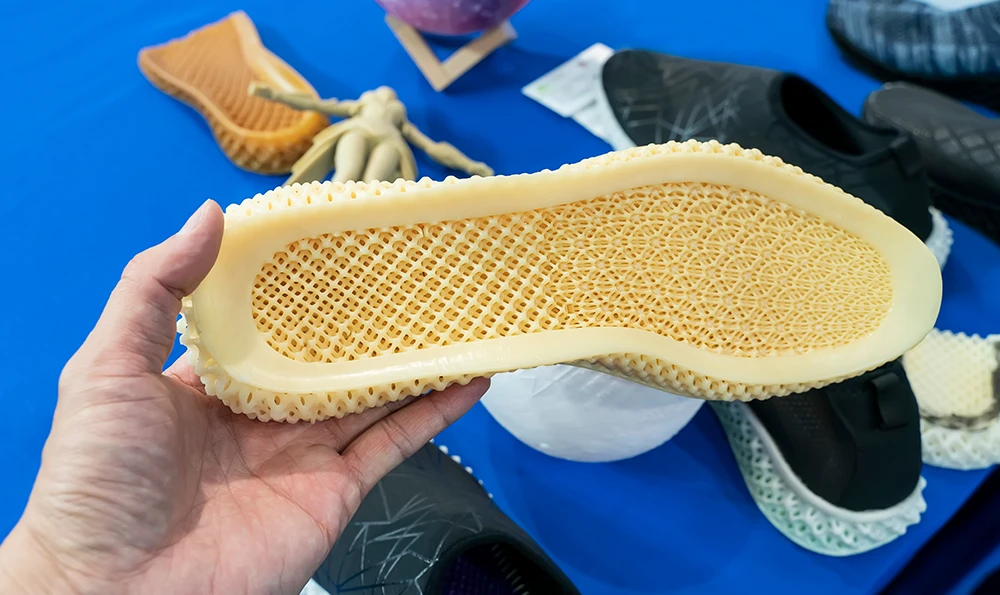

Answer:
[827,0,1000,113]
[308,442,580,595]
[864,81,1000,245]
[597,49,948,258]
[710,358,927,556]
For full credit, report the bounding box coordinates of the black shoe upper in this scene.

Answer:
[864,81,1000,242]
[312,442,580,595]
[601,49,933,240]
[748,359,923,512]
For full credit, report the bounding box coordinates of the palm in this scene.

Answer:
[2,201,488,595]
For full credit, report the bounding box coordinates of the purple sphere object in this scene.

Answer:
[376,0,530,36]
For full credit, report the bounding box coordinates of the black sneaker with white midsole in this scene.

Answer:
[710,359,927,556]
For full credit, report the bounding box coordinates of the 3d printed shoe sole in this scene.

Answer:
[138,11,328,174]
[179,140,942,422]
[711,401,926,556]
[904,329,1000,470]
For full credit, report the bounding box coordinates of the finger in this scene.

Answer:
[304,393,425,452]
[340,378,489,496]
[71,200,224,377]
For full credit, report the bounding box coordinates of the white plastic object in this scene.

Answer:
[481,364,704,462]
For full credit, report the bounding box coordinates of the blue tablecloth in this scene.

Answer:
[1,1,997,593]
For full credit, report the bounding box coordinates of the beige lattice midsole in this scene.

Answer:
[178,140,942,422]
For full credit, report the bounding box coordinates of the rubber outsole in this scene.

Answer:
[179,141,942,422]
[711,401,927,556]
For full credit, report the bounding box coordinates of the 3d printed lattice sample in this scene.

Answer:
[138,11,328,174]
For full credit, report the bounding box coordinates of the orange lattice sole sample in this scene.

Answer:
[138,11,328,174]
[178,140,942,422]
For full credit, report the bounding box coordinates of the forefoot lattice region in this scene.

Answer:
[179,140,942,422]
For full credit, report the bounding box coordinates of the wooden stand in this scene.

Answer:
[384,15,517,91]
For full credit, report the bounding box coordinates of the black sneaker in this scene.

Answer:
[710,359,927,556]
[597,49,944,250]
[307,442,580,595]
[827,0,1000,113]
[863,81,1000,245]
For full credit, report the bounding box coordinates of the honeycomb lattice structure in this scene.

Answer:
[711,401,926,556]
[920,418,1000,470]
[253,182,893,365]
[138,11,327,174]
[180,140,923,423]
[903,329,1000,430]
[903,329,1000,470]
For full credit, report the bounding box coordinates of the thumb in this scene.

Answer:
[71,200,224,377]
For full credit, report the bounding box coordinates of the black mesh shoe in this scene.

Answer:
[597,49,938,244]
[710,359,927,556]
[307,442,580,595]
[863,81,1000,245]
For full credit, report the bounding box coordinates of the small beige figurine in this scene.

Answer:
[249,82,493,185]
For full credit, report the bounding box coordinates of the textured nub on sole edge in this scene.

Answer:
[180,140,913,423]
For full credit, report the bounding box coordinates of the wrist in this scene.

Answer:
[0,519,84,595]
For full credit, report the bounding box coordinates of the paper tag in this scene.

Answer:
[571,101,613,142]
[914,0,995,10]
[522,43,615,117]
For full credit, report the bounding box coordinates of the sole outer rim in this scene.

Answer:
[711,400,926,556]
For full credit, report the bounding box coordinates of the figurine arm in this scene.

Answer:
[401,121,493,177]
[248,82,358,117]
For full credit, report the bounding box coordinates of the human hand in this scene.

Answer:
[0,200,489,594]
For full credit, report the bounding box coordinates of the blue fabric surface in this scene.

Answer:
[0,0,996,593]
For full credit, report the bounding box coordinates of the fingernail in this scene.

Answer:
[178,200,211,235]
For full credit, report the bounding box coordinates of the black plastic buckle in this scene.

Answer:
[868,371,909,430]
